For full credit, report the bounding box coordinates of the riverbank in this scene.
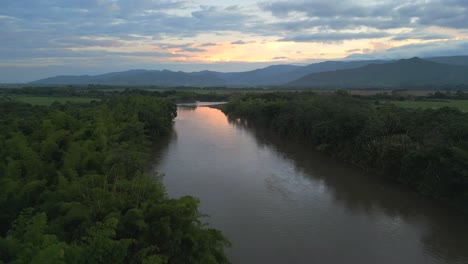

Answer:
[155,104,468,264]
[220,92,468,211]
[0,97,230,263]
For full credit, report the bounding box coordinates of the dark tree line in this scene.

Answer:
[222,92,468,209]
[0,86,233,104]
[0,97,230,263]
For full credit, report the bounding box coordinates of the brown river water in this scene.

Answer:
[152,103,468,264]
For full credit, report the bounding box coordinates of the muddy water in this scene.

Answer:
[153,104,468,264]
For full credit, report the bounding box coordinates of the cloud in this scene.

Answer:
[2,0,467,47]
[346,49,361,53]
[178,47,206,52]
[279,32,390,43]
[346,39,468,60]
[0,47,184,60]
[157,43,193,49]
[2,0,466,51]
[200,42,218,47]
[272,56,287,60]
[105,51,185,58]
[154,43,207,52]
[119,0,186,12]
[0,15,20,21]
[0,1,255,43]
[392,30,453,41]
[260,0,468,30]
[1,0,468,82]
[231,40,247,45]
[55,37,128,48]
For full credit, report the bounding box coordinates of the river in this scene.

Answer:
[152,103,468,264]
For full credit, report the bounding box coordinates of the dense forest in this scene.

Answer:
[0,87,232,104]
[222,92,468,208]
[0,97,230,263]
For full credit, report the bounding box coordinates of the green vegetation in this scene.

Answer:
[391,100,468,112]
[0,86,235,104]
[223,92,468,208]
[12,96,98,105]
[0,97,230,263]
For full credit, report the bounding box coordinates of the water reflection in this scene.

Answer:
[230,116,468,263]
[150,129,177,174]
[155,105,468,264]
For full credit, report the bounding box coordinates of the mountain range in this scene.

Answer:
[288,57,468,88]
[30,55,468,88]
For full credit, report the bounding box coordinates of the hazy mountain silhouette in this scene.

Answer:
[30,55,468,87]
[288,58,468,88]
[30,70,226,86]
[29,60,389,86]
[220,60,389,85]
[426,55,468,66]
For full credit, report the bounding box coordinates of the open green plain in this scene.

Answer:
[391,100,468,112]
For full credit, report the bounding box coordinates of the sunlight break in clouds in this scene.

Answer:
[0,0,467,82]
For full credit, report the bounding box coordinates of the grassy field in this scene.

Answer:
[391,100,468,112]
[13,96,98,105]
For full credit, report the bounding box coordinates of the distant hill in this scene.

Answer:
[220,65,302,86]
[30,70,226,86]
[285,60,388,82]
[287,58,468,88]
[30,60,388,86]
[30,55,468,87]
[222,60,388,86]
[426,55,468,66]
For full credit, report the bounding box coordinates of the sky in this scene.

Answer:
[1,0,468,82]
